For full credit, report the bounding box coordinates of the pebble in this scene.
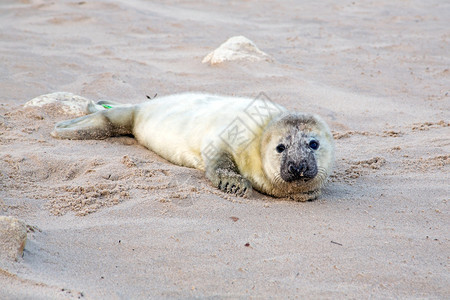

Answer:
[24,92,102,116]
[0,216,27,261]
[202,36,271,65]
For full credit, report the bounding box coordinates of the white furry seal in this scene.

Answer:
[51,93,334,201]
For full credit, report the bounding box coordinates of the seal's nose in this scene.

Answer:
[288,160,308,177]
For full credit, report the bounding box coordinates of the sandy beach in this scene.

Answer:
[1,0,449,298]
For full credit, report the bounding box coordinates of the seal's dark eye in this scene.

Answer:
[276,144,286,153]
[309,140,319,150]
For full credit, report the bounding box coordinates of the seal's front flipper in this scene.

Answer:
[205,152,253,197]
[51,106,135,140]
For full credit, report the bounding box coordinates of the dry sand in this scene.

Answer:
[1,0,449,298]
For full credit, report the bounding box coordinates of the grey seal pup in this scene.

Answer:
[52,93,334,201]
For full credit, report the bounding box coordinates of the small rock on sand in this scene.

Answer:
[0,216,27,262]
[202,36,271,65]
[24,92,100,116]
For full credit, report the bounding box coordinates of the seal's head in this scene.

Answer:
[260,112,334,199]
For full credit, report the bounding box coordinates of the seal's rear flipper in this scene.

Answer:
[96,100,124,106]
[86,100,129,114]
[51,106,135,140]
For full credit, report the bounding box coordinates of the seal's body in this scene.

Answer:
[52,93,334,200]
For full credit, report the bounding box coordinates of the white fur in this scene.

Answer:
[133,93,286,170]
